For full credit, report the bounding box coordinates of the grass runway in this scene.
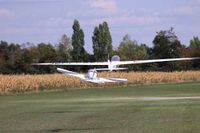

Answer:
[0,82,200,133]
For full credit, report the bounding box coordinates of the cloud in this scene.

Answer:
[2,27,67,36]
[0,8,15,19]
[91,14,160,25]
[174,5,200,16]
[45,14,160,29]
[88,0,117,12]
[46,17,73,25]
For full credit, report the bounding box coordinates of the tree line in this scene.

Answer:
[0,20,200,74]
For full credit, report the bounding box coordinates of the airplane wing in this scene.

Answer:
[32,57,200,67]
[57,68,128,84]
[57,68,85,79]
[32,62,108,66]
[85,77,128,84]
[113,57,200,66]
[106,78,128,83]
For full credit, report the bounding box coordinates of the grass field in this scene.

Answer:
[0,82,200,133]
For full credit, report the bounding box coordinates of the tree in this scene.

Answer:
[0,41,9,60]
[152,27,183,71]
[36,43,57,73]
[153,27,182,58]
[0,41,27,74]
[189,36,200,69]
[56,34,72,62]
[179,47,198,70]
[116,34,148,70]
[117,34,148,60]
[190,36,200,49]
[7,43,22,73]
[92,21,113,61]
[0,41,10,73]
[71,19,88,62]
[37,43,56,62]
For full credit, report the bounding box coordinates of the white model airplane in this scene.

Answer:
[32,55,200,71]
[57,68,127,84]
[32,55,200,84]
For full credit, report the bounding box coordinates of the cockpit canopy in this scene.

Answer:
[111,55,120,62]
[86,69,97,79]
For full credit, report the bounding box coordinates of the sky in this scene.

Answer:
[0,0,200,53]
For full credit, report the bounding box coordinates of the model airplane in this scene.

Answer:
[32,55,200,84]
[57,68,127,84]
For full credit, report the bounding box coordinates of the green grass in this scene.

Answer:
[0,82,200,133]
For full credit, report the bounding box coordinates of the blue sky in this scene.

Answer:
[0,0,200,53]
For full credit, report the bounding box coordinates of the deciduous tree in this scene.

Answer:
[116,34,148,70]
[152,27,183,70]
[56,34,72,62]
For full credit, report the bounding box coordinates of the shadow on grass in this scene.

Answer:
[47,127,113,132]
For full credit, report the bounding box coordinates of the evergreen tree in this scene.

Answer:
[92,27,100,61]
[92,21,113,61]
[71,20,88,62]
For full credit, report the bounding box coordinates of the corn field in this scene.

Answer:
[0,71,200,94]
